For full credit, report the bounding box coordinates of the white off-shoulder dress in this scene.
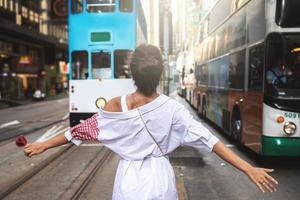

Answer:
[64,94,219,200]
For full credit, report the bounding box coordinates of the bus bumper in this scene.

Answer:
[262,136,300,156]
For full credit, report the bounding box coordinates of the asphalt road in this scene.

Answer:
[170,94,300,200]
[0,98,69,141]
[1,94,300,200]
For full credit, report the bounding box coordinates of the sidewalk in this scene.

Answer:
[0,93,68,109]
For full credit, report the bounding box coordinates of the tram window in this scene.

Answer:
[249,44,264,91]
[71,0,83,13]
[86,0,115,13]
[71,51,88,79]
[120,0,133,12]
[92,50,111,79]
[114,50,132,79]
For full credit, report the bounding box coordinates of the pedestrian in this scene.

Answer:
[24,44,278,200]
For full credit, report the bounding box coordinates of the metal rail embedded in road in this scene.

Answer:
[0,144,72,199]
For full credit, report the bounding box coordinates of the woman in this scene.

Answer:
[24,44,278,200]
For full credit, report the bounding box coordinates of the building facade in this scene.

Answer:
[0,0,68,100]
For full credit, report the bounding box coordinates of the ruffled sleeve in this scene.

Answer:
[64,113,100,145]
[173,104,219,152]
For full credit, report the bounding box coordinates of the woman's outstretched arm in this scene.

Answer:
[173,103,279,193]
[212,141,278,193]
[24,113,100,157]
[24,133,69,157]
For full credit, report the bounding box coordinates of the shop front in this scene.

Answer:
[0,39,44,100]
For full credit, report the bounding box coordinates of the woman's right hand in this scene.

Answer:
[23,142,47,157]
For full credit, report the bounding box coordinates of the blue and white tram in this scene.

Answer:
[68,0,147,126]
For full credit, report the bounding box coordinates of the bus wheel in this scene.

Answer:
[231,115,242,143]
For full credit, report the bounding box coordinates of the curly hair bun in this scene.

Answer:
[130,44,164,96]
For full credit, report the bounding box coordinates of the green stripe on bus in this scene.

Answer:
[262,136,300,156]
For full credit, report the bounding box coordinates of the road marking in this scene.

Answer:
[0,120,20,129]
[62,113,69,120]
[225,144,235,148]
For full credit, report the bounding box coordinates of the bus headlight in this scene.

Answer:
[283,122,297,135]
[95,97,107,108]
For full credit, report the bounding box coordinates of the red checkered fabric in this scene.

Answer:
[70,113,100,141]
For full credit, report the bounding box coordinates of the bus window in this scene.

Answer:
[265,34,300,98]
[231,0,248,12]
[92,50,111,79]
[114,50,132,79]
[249,44,264,91]
[229,50,245,90]
[71,0,83,13]
[199,64,208,85]
[119,0,133,12]
[86,0,115,13]
[71,51,88,79]
[276,0,300,28]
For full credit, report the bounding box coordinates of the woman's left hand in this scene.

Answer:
[23,142,47,157]
[246,167,278,192]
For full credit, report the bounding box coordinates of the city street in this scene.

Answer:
[1,0,300,199]
[0,98,69,142]
[0,94,299,200]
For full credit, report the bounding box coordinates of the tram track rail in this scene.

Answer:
[60,148,113,200]
[0,144,73,199]
[1,142,113,200]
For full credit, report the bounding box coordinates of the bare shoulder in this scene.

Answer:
[103,96,122,112]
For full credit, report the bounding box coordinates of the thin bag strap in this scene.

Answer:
[137,109,164,155]
[121,95,128,112]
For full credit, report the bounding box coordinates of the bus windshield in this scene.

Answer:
[265,34,300,99]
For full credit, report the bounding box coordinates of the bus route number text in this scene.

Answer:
[284,112,300,119]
